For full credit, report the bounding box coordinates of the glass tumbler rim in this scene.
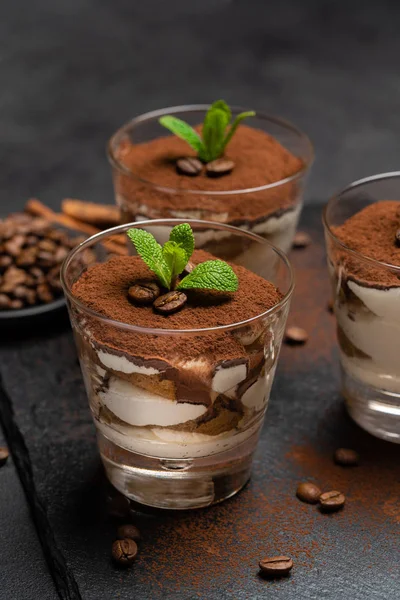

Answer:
[322,171,400,274]
[107,104,314,196]
[61,218,295,336]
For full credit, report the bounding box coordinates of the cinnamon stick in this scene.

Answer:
[25,199,127,256]
[62,199,120,228]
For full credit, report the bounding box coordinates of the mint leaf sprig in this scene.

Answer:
[127,223,238,293]
[159,100,255,163]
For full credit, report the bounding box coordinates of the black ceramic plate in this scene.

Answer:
[0,296,66,325]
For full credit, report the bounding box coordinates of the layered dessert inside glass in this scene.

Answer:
[329,201,400,395]
[72,249,283,460]
[62,220,293,507]
[108,104,313,254]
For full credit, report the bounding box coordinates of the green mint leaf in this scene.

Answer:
[159,116,205,156]
[210,100,231,122]
[162,241,187,279]
[127,228,171,289]
[202,108,230,161]
[169,223,195,262]
[220,110,256,154]
[177,260,238,292]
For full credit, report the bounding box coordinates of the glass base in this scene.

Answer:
[341,366,400,443]
[98,428,260,509]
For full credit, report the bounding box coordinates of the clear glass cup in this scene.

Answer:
[323,172,400,443]
[107,105,313,254]
[61,220,294,509]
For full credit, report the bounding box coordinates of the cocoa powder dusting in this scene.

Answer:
[332,201,400,288]
[115,125,305,223]
[72,249,282,363]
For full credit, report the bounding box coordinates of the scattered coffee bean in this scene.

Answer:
[0,255,12,271]
[296,482,321,504]
[176,157,203,176]
[395,229,400,247]
[0,294,11,309]
[117,524,141,542]
[0,447,9,467]
[292,231,311,248]
[206,158,235,177]
[284,326,308,345]
[319,490,345,512]
[107,494,131,519]
[259,556,293,577]
[334,448,359,466]
[128,281,160,306]
[153,291,187,314]
[111,539,138,567]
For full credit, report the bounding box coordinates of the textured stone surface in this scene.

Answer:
[0,207,399,599]
[1,0,400,214]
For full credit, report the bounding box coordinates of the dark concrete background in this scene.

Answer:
[1,0,400,214]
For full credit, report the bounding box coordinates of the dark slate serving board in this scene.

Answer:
[0,206,399,600]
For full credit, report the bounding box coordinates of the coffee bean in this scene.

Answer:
[259,556,293,577]
[38,239,57,253]
[334,448,359,466]
[0,294,11,309]
[292,231,311,248]
[284,326,308,345]
[4,235,25,257]
[395,229,400,247]
[206,158,235,177]
[25,235,39,246]
[176,157,203,176]
[107,494,131,519]
[0,255,12,271]
[153,291,187,314]
[0,447,9,467]
[37,251,55,268]
[112,538,138,567]
[53,246,69,263]
[9,299,23,310]
[182,261,195,275]
[16,248,37,268]
[319,490,345,512]
[128,281,160,306]
[296,482,321,504]
[117,524,141,542]
[37,283,54,304]
[1,267,27,292]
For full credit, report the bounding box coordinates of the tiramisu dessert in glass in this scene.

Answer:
[61,220,293,508]
[107,101,313,254]
[323,173,400,442]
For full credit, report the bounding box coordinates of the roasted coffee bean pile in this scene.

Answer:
[0,213,84,310]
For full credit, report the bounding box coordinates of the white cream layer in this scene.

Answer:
[97,418,261,459]
[336,281,400,392]
[130,201,301,252]
[99,377,207,427]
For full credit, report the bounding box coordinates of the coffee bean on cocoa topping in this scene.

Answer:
[319,490,345,512]
[0,256,12,271]
[0,294,11,309]
[112,539,138,567]
[128,281,160,306]
[117,524,141,542]
[334,448,359,466]
[296,482,321,504]
[395,229,400,246]
[153,291,187,314]
[37,284,54,304]
[176,157,203,176]
[206,158,235,177]
[284,326,308,345]
[292,231,311,248]
[0,447,9,467]
[259,556,293,577]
